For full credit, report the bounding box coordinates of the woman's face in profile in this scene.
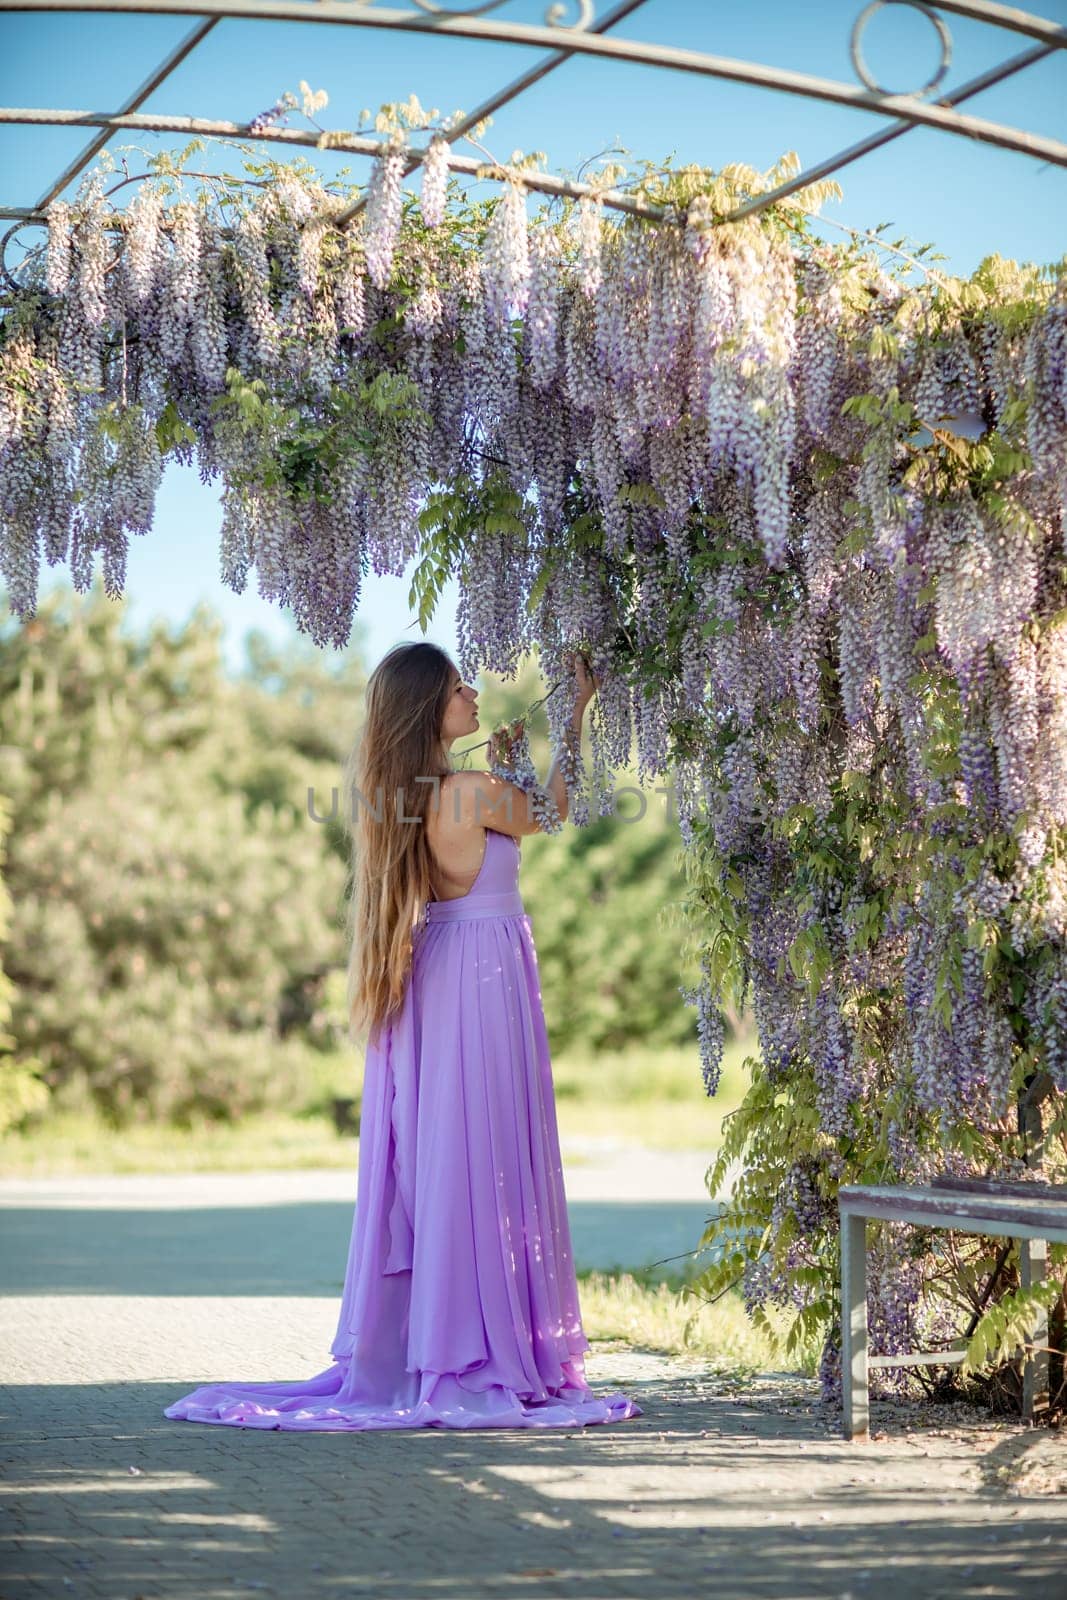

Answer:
[440,669,479,745]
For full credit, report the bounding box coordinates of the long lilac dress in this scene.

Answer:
[163,826,643,1430]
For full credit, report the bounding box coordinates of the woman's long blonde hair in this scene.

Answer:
[343,641,460,1052]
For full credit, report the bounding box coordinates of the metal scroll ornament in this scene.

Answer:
[850,0,953,99]
[372,0,595,28]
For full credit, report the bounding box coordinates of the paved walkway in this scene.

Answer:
[1,1149,1064,1599]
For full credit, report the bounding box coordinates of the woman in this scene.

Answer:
[163,641,643,1430]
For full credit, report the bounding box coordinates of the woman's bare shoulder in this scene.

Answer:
[442,769,540,839]
[428,771,481,835]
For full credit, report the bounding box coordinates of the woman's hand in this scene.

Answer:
[488,717,525,767]
[563,650,600,710]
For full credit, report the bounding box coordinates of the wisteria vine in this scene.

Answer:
[3,133,1066,1408]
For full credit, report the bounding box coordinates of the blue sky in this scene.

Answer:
[2,0,1064,678]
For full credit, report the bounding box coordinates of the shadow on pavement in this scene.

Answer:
[2,1375,1064,1600]
[0,1198,729,1295]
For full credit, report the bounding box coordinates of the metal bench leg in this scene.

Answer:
[840,1207,868,1442]
[1020,1236,1049,1423]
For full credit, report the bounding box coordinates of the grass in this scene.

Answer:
[577,1265,820,1378]
[0,1039,756,1177]
[0,1107,361,1176]
[553,1037,750,1149]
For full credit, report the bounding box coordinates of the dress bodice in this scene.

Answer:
[424,828,524,924]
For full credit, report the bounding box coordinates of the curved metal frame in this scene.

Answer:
[0,0,1063,235]
[851,0,952,98]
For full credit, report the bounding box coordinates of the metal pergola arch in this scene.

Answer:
[0,0,1064,249]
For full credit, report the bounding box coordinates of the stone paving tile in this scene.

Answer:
[2,1176,1065,1599]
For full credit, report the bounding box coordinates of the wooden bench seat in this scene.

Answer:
[838,1177,1067,1441]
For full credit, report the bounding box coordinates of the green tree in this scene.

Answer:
[0,794,50,1133]
[1,580,354,1124]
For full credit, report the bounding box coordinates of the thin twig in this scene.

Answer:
[454,677,569,764]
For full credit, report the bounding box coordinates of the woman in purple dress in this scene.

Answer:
[163,642,643,1430]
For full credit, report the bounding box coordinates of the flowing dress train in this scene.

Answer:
[162,826,644,1430]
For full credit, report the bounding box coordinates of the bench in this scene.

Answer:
[838,1176,1067,1441]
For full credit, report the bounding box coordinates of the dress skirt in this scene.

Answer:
[163,828,643,1431]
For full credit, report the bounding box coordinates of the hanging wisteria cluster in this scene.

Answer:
[3,142,1066,1403]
